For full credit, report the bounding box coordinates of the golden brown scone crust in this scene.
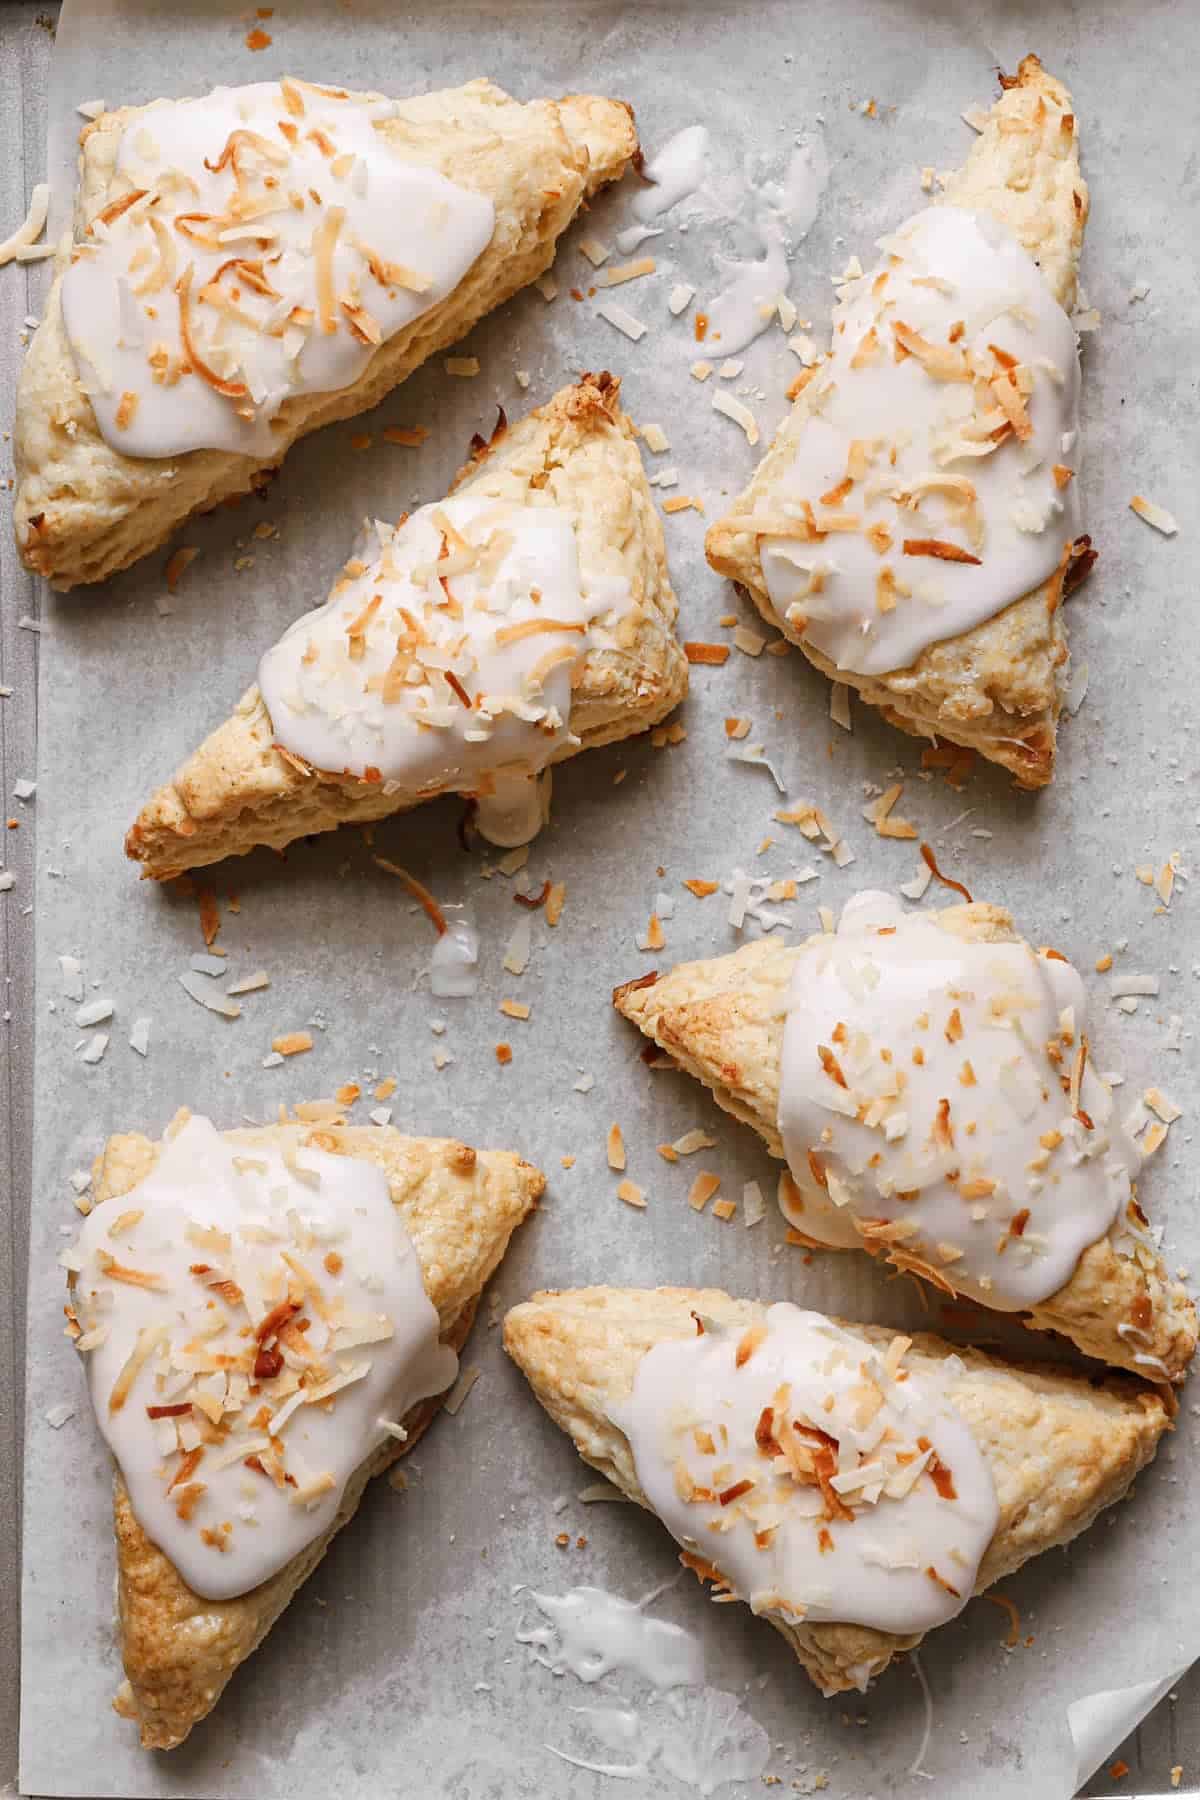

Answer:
[125,372,687,879]
[504,1284,1169,1696]
[14,78,637,590]
[613,905,1196,1382]
[704,55,1090,787]
[90,1115,544,1749]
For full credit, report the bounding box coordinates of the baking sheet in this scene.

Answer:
[18,0,1199,1795]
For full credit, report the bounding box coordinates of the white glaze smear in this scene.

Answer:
[632,125,710,221]
[618,1302,997,1636]
[777,892,1137,1309]
[258,496,630,846]
[759,206,1082,675]
[517,1583,705,1688]
[61,81,495,458]
[67,1114,456,1600]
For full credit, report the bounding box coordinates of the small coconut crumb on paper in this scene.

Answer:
[662,495,705,515]
[596,301,647,341]
[1146,1087,1183,1125]
[864,782,918,840]
[126,1017,150,1057]
[712,389,760,445]
[606,1123,626,1171]
[647,466,679,488]
[1130,495,1178,535]
[688,1171,721,1212]
[503,915,533,975]
[725,716,752,739]
[514,369,531,389]
[59,955,85,1002]
[227,969,270,995]
[690,359,713,382]
[434,1048,456,1070]
[1065,662,1090,714]
[12,778,35,801]
[712,1198,737,1221]
[0,873,14,895]
[443,1366,481,1416]
[829,684,852,731]
[370,1106,392,1126]
[573,1072,595,1094]
[920,165,936,192]
[44,1403,75,1429]
[178,971,242,1019]
[545,882,567,927]
[444,356,480,377]
[733,624,766,657]
[1156,854,1181,905]
[79,1034,110,1066]
[641,422,670,453]
[742,1180,766,1227]
[788,331,820,364]
[668,282,695,315]
[271,1030,313,1056]
[617,1179,647,1209]
[74,996,113,1029]
[499,998,531,1021]
[535,273,558,302]
[718,359,744,379]
[637,912,666,952]
[189,952,227,977]
[673,1128,718,1155]
[579,1482,636,1504]
[164,546,199,592]
[0,181,50,267]
[1162,1014,1184,1053]
[578,235,611,267]
[1111,973,1160,999]
[727,742,785,789]
[497,846,529,876]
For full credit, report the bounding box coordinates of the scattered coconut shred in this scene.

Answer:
[0,181,51,265]
[1130,494,1179,536]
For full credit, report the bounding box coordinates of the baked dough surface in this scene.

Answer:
[613,904,1197,1382]
[14,79,637,590]
[704,55,1090,786]
[89,1116,543,1749]
[125,372,687,879]
[504,1284,1169,1695]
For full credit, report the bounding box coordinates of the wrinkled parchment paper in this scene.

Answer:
[20,1,1199,1794]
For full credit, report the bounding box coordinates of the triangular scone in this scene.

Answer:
[706,55,1090,786]
[125,373,685,879]
[505,1285,1169,1696]
[15,78,637,590]
[72,1112,543,1750]
[614,899,1196,1382]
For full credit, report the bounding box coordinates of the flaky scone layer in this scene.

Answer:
[705,54,1090,787]
[126,372,687,879]
[505,1285,1168,1696]
[92,1115,543,1750]
[613,905,1196,1382]
[15,79,637,590]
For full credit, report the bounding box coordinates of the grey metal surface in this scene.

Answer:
[0,2,1193,1794]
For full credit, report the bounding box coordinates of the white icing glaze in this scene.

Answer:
[474,769,551,848]
[258,496,630,835]
[61,81,494,458]
[617,1303,997,1635]
[429,909,480,997]
[777,892,1137,1309]
[632,125,710,221]
[759,206,1082,675]
[517,1584,705,1688]
[68,1114,456,1600]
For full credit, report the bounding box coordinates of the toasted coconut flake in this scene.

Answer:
[109,1324,167,1414]
[606,1123,627,1172]
[683,878,720,898]
[617,1179,647,1209]
[1130,495,1178,536]
[684,641,729,665]
[271,1031,313,1056]
[372,856,447,934]
[0,181,50,266]
[663,495,705,516]
[688,1171,721,1212]
[165,546,200,592]
[603,256,656,286]
[711,390,760,446]
[443,1365,482,1416]
[545,882,567,927]
[596,301,647,341]
[902,537,981,565]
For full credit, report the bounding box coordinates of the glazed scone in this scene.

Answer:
[67,1109,542,1750]
[614,892,1196,1382]
[125,372,687,878]
[705,55,1091,786]
[505,1286,1169,1696]
[14,77,637,590]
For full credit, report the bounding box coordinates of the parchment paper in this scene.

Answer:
[19,1,1199,1795]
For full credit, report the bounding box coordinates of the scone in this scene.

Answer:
[505,1286,1169,1695]
[14,76,637,589]
[126,372,687,878]
[64,1107,542,1749]
[705,55,1091,785]
[614,890,1196,1382]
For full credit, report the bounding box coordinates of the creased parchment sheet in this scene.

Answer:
[19,1,1198,1795]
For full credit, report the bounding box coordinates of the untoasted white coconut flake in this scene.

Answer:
[788,331,819,364]
[641,422,670,454]
[189,952,228,977]
[712,389,760,446]
[0,181,50,267]
[742,1180,766,1227]
[832,840,856,869]
[496,846,529,876]
[733,624,766,657]
[1073,307,1101,333]
[59,955,84,1002]
[668,282,695,316]
[514,369,531,389]
[727,744,785,790]
[69,1169,91,1195]
[1061,659,1090,714]
[128,1017,151,1057]
[0,873,14,894]
[1116,996,1140,1015]
[178,971,242,1019]
[1145,1087,1183,1125]
[900,860,933,902]
[830,684,852,731]
[1162,1015,1184,1053]
[595,301,646,342]
[262,1051,286,1067]
[578,1482,636,1503]
[1110,973,1160,999]
[1130,495,1178,536]
[45,1402,76,1429]
[672,1129,717,1155]
[74,996,113,1029]
[12,778,35,800]
[227,970,270,995]
[443,1366,481,1416]
[535,273,558,302]
[369,1105,393,1126]
[76,98,106,119]
[718,359,745,380]
[80,1033,110,1065]
[573,1073,595,1093]
[503,915,532,976]
[961,106,990,133]
[578,235,611,267]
